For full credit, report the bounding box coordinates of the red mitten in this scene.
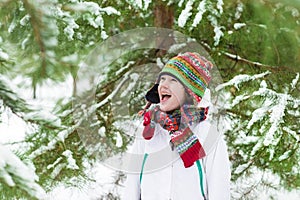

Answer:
[142,111,155,140]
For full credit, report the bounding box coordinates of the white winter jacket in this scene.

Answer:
[121,119,231,200]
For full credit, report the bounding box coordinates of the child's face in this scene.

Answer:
[158,74,186,112]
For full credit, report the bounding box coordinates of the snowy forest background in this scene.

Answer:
[0,0,299,199]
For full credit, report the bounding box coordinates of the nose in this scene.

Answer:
[159,79,169,89]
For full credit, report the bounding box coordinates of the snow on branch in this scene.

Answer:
[63,1,120,40]
[216,0,224,14]
[46,150,79,179]
[221,51,298,73]
[220,70,299,160]
[65,2,120,16]
[191,0,206,28]
[128,0,152,10]
[28,127,76,160]
[234,0,244,20]
[290,73,299,91]
[178,0,194,28]
[0,143,46,199]
[222,51,265,67]
[0,48,9,61]
[215,71,270,91]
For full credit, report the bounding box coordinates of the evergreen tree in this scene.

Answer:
[0,0,299,199]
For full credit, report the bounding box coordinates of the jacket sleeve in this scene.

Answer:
[121,137,145,200]
[203,132,231,200]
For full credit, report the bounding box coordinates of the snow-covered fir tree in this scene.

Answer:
[0,0,299,199]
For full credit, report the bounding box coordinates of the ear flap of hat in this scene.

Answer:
[145,83,160,103]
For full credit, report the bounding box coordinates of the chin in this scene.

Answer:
[160,105,176,112]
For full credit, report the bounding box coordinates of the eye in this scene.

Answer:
[171,78,177,82]
[160,76,166,82]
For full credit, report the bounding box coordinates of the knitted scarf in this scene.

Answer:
[142,104,208,168]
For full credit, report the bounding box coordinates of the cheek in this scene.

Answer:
[157,85,162,96]
[173,88,186,104]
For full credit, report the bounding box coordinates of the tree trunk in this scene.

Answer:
[153,1,175,57]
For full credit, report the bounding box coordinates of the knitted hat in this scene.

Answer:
[145,52,213,104]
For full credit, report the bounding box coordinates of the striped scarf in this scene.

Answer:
[142,105,208,168]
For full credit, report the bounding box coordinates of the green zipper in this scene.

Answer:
[139,153,149,183]
[196,159,206,199]
[140,155,206,199]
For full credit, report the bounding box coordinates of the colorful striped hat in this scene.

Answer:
[159,52,213,102]
[142,52,213,115]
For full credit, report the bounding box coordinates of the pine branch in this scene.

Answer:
[220,51,296,73]
[0,0,12,7]
[200,41,298,73]
[22,0,47,97]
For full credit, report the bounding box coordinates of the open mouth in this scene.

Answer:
[161,94,172,102]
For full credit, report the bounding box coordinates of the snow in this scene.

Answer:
[250,139,263,156]
[63,18,80,40]
[67,2,120,16]
[246,105,269,129]
[130,0,152,10]
[20,14,30,26]
[278,150,291,161]
[232,167,300,200]
[62,150,79,170]
[23,110,62,127]
[0,113,26,145]
[207,14,224,46]
[213,25,224,46]
[285,6,300,17]
[61,53,78,63]
[291,72,299,90]
[215,71,270,91]
[101,30,109,40]
[178,0,194,28]
[178,0,185,7]
[263,95,287,147]
[192,0,207,28]
[134,0,143,9]
[98,126,106,137]
[283,127,299,142]
[8,18,16,33]
[235,133,259,145]
[116,61,135,76]
[21,36,30,49]
[143,0,152,10]
[100,6,121,16]
[47,157,63,170]
[156,57,165,69]
[1,73,300,199]
[0,48,9,61]
[216,0,224,14]
[231,94,250,107]
[45,163,122,200]
[114,131,123,148]
[235,1,244,20]
[120,73,139,98]
[0,143,46,199]
[234,22,246,29]
[234,162,249,174]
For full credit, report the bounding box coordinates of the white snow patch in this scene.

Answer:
[0,143,46,199]
[178,0,194,28]
[63,150,79,170]
[0,48,9,61]
[216,71,270,91]
[192,0,207,28]
[234,23,246,30]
